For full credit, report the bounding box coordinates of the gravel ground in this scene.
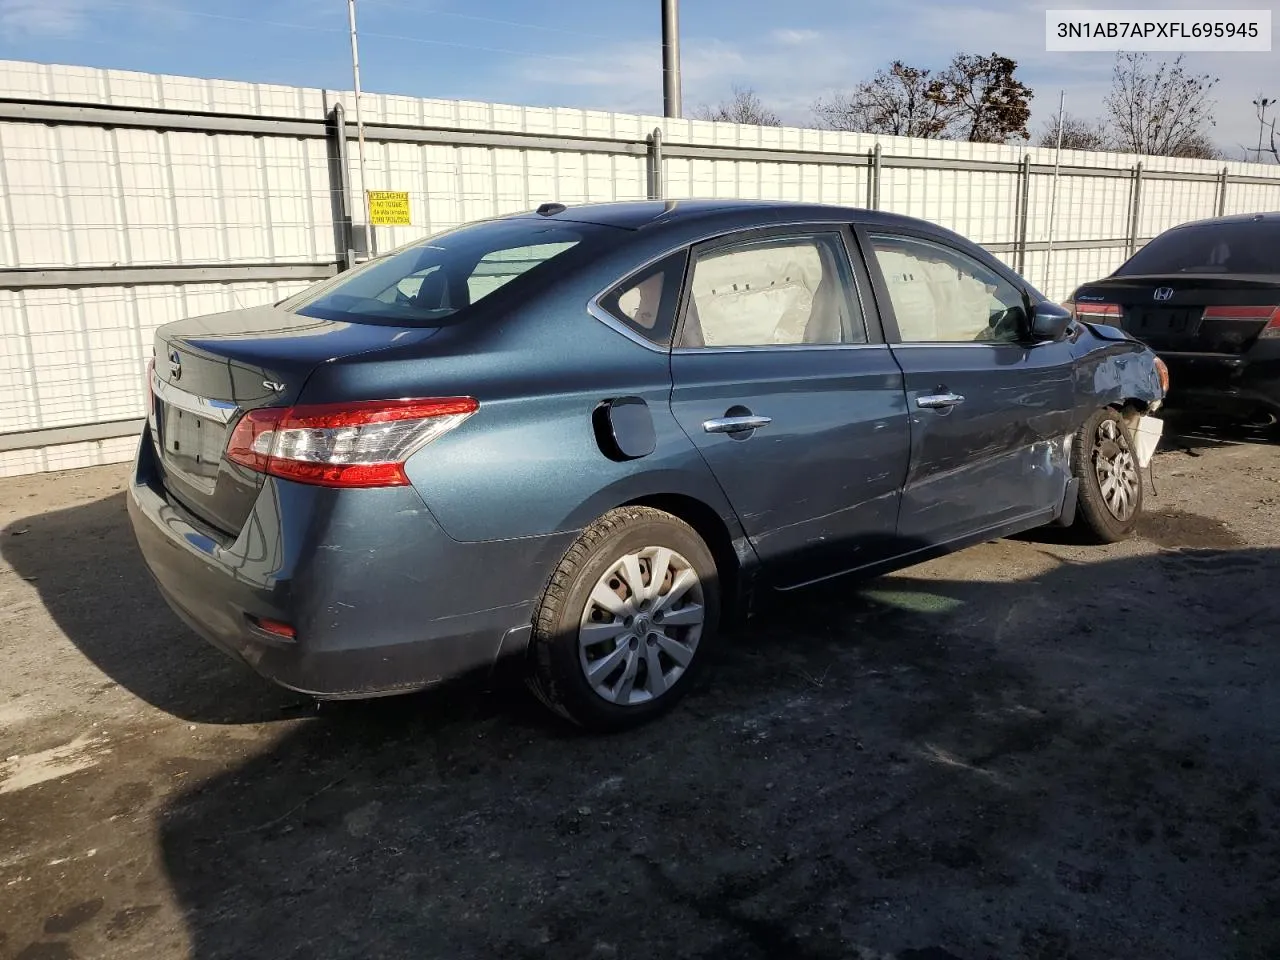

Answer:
[1,421,1278,960]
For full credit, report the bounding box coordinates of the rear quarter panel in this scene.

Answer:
[402,350,738,543]
[300,274,743,546]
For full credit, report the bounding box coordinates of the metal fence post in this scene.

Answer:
[1015,155,1031,275]
[326,103,356,271]
[1126,162,1144,256]
[647,128,664,200]
[1217,166,1229,216]
[866,143,882,209]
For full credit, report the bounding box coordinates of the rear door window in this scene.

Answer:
[678,233,867,348]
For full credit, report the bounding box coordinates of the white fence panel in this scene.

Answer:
[3,58,1280,476]
[1140,177,1221,238]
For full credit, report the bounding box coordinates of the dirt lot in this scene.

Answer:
[1,422,1278,960]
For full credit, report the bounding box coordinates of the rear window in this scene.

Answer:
[288,219,593,326]
[1117,221,1280,276]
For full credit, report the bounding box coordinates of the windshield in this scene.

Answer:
[1116,220,1280,276]
[289,219,590,325]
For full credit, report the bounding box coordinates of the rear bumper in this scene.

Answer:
[127,429,575,698]
[1159,350,1280,418]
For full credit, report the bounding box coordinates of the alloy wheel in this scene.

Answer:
[1093,418,1140,522]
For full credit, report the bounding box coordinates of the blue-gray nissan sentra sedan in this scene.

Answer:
[128,200,1168,730]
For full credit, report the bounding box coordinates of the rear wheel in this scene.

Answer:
[528,506,720,731]
[1073,407,1144,543]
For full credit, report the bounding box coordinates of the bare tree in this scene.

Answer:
[1037,111,1111,151]
[1170,133,1223,160]
[693,85,781,126]
[939,53,1033,143]
[811,61,955,137]
[1241,106,1279,163]
[1104,52,1219,157]
[812,54,1032,142]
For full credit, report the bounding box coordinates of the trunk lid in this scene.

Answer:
[148,304,438,536]
[1074,274,1280,353]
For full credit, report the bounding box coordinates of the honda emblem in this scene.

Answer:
[1153,287,1174,302]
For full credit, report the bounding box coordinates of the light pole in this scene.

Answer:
[1254,95,1273,161]
[1044,90,1066,294]
[347,0,373,259]
[662,0,681,118]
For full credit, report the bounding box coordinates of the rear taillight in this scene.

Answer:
[1202,305,1280,338]
[225,397,478,488]
[1064,301,1123,323]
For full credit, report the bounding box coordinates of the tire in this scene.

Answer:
[1073,406,1144,543]
[527,506,721,732]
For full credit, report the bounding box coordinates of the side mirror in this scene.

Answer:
[1029,301,1073,341]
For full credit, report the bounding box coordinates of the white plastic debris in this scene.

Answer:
[1133,415,1164,468]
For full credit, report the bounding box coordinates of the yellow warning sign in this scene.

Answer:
[367,191,411,226]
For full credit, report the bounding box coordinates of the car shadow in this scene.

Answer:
[1,491,304,725]
[143,545,1280,960]
[0,490,569,730]
[1160,411,1280,453]
[5,489,1280,958]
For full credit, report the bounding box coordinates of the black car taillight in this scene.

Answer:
[1202,305,1280,338]
[1064,301,1123,323]
[225,397,478,488]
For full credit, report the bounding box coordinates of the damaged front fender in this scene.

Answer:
[1074,327,1166,413]
[1070,325,1168,472]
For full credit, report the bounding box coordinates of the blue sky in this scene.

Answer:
[0,0,1274,155]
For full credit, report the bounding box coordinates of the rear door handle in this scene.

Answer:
[703,415,772,434]
[916,393,965,410]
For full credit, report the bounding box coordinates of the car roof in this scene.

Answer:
[506,199,934,234]
[1157,211,1280,232]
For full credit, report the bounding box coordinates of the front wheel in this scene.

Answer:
[527,506,721,731]
[1072,407,1144,543]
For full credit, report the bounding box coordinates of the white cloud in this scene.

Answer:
[513,39,751,115]
[0,0,102,36]
[772,28,820,45]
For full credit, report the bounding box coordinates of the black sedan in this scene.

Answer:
[128,200,1166,730]
[1066,212,1279,427]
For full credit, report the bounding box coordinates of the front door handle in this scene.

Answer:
[703,415,772,434]
[916,393,965,410]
